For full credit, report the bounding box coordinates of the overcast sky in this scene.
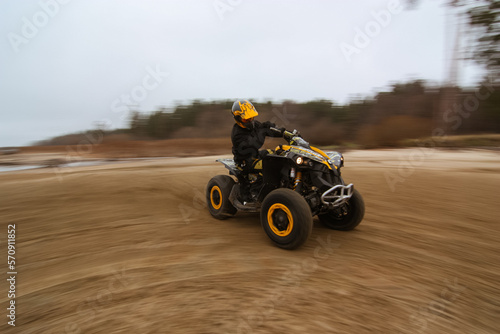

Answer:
[0,0,485,147]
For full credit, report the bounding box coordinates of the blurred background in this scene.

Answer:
[1,2,499,333]
[1,0,498,151]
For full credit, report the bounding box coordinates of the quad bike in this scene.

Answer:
[206,128,365,249]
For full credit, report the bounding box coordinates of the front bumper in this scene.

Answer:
[320,184,354,208]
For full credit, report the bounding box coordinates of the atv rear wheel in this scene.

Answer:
[318,189,365,231]
[261,188,313,249]
[206,175,237,220]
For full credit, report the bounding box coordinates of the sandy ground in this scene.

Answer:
[0,148,499,333]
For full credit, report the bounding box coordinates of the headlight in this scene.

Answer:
[296,157,303,165]
[325,151,343,168]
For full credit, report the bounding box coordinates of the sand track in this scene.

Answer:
[0,149,499,333]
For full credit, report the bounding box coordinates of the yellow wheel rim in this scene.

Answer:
[267,203,294,237]
[210,186,222,210]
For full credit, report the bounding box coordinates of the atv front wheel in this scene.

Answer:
[261,188,313,249]
[206,175,237,220]
[318,189,365,231]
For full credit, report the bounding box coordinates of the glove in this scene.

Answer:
[262,121,276,129]
[278,127,286,135]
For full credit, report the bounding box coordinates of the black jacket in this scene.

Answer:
[231,121,282,167]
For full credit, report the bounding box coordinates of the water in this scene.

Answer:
[0,165,42,172]
[0,157,174,173]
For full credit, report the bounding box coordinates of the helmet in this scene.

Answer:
[232,100,258,129]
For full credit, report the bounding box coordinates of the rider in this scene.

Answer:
[231,99,284,170]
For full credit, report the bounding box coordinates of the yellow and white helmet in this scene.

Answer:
[232,100,258,128]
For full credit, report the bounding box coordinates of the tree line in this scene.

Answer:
[126,80,499,147]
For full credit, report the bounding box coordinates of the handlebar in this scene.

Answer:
[270,127,309,148]
[270,127,296,139]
